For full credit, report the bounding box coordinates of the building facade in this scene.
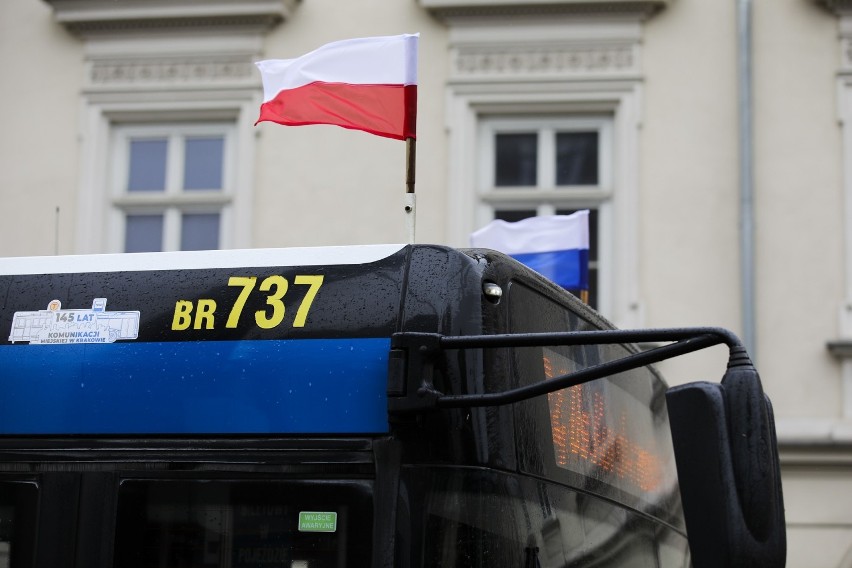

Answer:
[1,0,851,565]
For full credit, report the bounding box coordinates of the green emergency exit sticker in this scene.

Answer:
[298,511,337,532]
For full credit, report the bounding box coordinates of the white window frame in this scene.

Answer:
[476,115,613,306]
[836,60,852,419]
[447,84,643,326]
[76,97,258,255]
[109,122,236,252]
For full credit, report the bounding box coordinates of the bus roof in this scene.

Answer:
[0,244,406,274]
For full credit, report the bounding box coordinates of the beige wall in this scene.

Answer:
[0,0,82,257]
[754,0,844,419]
[642,0,743,385]
[643,2,852,562]
[643,0,846,419]
[784,461,852,567]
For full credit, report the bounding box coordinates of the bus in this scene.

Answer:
[0,244,785,567]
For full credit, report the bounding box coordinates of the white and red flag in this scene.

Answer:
[255,34,419,140]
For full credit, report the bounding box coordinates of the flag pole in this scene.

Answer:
[404,137,416,243]
[580,290,589,304]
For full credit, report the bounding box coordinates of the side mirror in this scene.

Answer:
[666,363,786,567]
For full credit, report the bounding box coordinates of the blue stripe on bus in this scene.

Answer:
[0,338,390,435]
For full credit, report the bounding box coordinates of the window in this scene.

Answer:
[478,117,612,307]
[47,0,276,256]
[440,15,646,327]
[114,479,373,568]
[111,124,235,253]
[0,481,38,568]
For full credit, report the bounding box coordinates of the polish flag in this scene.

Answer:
[255,34,418,140]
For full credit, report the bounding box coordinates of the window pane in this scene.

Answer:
[184,137,224,191]
[125,214,164,253]
[128,139,168,192]
[494,210,537,223]
[181,213,220,251]
[495,133,537,187]
[114,480,373,568]
[556,132,598,186]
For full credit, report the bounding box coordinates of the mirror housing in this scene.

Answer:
[666,363,786,567]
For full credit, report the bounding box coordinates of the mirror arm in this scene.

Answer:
[388,327,750,413]
[437,333,721,408]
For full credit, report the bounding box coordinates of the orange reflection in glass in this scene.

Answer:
[544,354,663,493]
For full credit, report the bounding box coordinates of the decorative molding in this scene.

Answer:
[43,0,296,37]
[419,0,668,20]
[453,43,637,79]
[89,56,256,87]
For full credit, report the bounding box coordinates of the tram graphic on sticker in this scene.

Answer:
[8,298,140,345]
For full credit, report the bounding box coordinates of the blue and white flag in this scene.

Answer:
[470,211,590,290]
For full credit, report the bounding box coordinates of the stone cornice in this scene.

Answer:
[88,56,256,88]
[43,0,296,37]
[419,0,669,20]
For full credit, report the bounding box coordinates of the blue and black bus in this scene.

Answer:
[0,244,785,567]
